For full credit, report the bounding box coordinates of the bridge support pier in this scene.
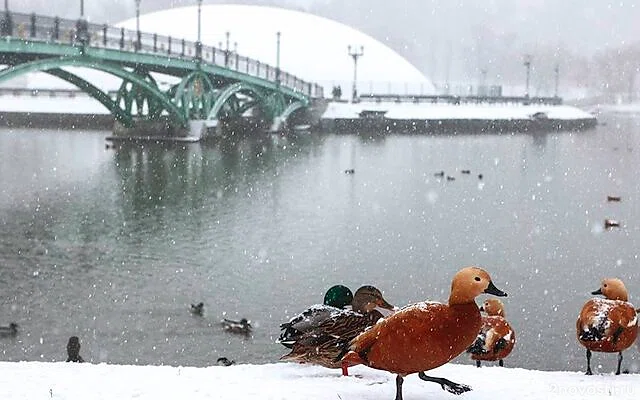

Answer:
[113,117,190,139]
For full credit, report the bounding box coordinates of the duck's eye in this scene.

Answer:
[604,284,608,288]
[474,277,481,282]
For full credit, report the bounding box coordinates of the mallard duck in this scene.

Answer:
[577,278,638,375]
[279,285,395,375]
[342,267,506,399]
[66,336,84,363]
[0,323,18,337]
[217,357,236,366]
[221,318,252,335]
[278,284,354,348]
[190,302,204,316]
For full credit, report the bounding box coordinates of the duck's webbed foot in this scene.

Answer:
[418,372,472,395]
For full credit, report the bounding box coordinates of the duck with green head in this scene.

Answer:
[278,285,395,375]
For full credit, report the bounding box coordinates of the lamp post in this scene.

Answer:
[480,68,487,96]
[275,31,281,88]
[1,0,12,37]
[76,0,89,46]
[554,63,559,98]
[135,0,141,51]
[224,31,230,67]
[195,0,202,60]
[348,45,364,103]
[523,54,532,98]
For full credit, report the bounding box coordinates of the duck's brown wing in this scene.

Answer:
[281,311,372,368]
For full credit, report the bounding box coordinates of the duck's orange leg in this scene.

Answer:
[341,360,349,376]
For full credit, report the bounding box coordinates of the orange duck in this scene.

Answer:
[467,298,515,367]
[577,278,638,375]
[341,266,506,400]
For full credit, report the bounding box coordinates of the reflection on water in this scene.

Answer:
[0,121,639,373]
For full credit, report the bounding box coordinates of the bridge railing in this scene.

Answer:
[1,11,324,99]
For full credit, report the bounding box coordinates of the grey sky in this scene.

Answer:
[7,1,640,88]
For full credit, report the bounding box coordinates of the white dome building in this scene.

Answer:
[117,5,436,97]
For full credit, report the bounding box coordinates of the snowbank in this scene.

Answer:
[0,361,636,400]
[117,5,435,96]
[0,97,595,123]
[323,101,595,121]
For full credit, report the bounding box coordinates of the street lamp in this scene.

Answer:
[523,54,532,98]
[135,0,141,51]
[224,31,230,67]
[195,0,202,60]
[1,0,12,37]
[348,45,364,103]
[275,31,281,88]
[76,0,89,46]
[554,63,560,98]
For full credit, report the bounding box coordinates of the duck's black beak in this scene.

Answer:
[484,281,507,297]
[591,288,603,296]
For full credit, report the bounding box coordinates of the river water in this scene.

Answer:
[1,115,639,373]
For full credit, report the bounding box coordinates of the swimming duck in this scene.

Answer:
[0,323,18,337]
[190,302,204,316]
[221,318,252,335]
[434,171,445,178]
[217,357,236,366]
[467,298,515,367]
[576,278,638,375]
[278,284,354,348]
[341,266,506,399]
[606,196,621,202]
[279,285,395,375]
[604,219,620,229]
[66,336,84,363]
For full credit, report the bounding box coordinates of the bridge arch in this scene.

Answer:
[0,57,189,127]
[207,81,268,121]
[45,68,133,126]
[173,70,217,120]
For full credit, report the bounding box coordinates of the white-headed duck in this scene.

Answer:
[342,266,506,399]
[221,318,252,335]
[577,278,638,375]
[66,336,84,363]
[0,323,18,337]
[467,298,515,367]
[279,285,395,375]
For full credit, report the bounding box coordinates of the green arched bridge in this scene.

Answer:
[0,11,324,138]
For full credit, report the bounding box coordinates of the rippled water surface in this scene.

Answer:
[1,116,639,373]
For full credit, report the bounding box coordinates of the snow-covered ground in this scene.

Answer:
[0,96,595,122]
[0,361,636,400]
[592,103,640,115]
[0,95,108,114]
[323,101,596,121]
